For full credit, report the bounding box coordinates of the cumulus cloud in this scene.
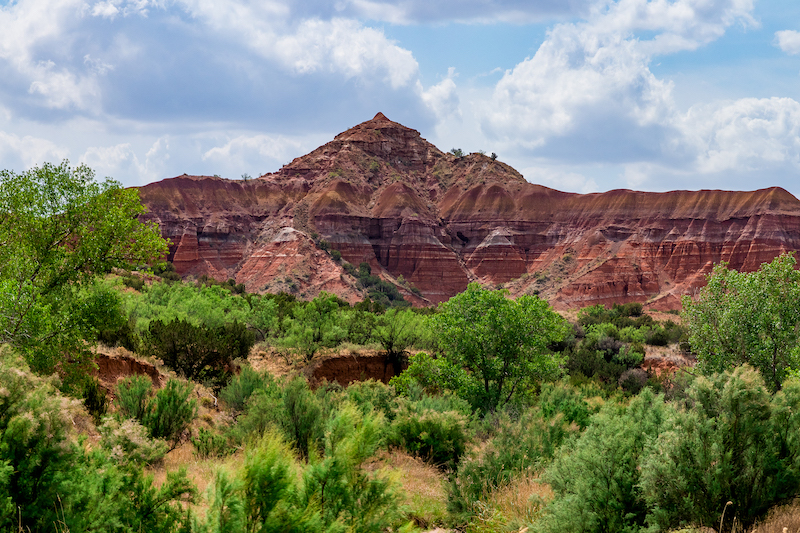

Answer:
[419,67,460,121]
[685,97,800,173]
[202,134,310,170]
[482,0,757,164]
[0,130,69,170]
[775,30,800,55]
[80,137,170,185]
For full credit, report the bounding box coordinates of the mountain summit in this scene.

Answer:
[138,115,800,309]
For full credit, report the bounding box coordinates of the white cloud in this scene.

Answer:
[80,137,170,185]
[775,30,800,56]
[419,67,460,120]
[686,97,800,174]
[274,18,418,87]
[0,130,69,169]
[202,134,308,167]
[521,165,599,193]
[482,0,756,163]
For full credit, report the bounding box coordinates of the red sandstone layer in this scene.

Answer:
[138,113,800,310]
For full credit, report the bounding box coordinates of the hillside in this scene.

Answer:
[138,113,800,310]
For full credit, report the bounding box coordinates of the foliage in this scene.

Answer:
[430,283,568,412]
[682,253,800,391]
[115,376,197,450]
[116,374,153,420]
[235,376,325,460]
[219,366,278,415]
[640,366,800,531]
[565,322,645,387]
[283,292,347,361]
[98,416,169,465]
[82,376,109,422]
[142,318,254,386]
[0,349,193,532]
[192,427,233,459]
[373,308,424,374]
[355,262,409,308]
[541,389,669,533]
[303,403,408,532]
[0,161,167,383]
[144,379,197,449]
[388,397,472,469]
[448,384,588,524]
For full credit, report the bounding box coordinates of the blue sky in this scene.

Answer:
[2,0,800,198]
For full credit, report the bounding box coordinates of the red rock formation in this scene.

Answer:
[138,113,800,310]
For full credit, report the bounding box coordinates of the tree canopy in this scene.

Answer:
[0,161,167,385]
[430,282,569,412]
[682,253,800,391]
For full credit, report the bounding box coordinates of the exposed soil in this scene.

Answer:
[308,352,407,387]
[94,348,165,394]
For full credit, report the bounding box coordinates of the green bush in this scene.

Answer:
[448,404,581,524]
[540,389,669,533]
[142,318,254,387]
[0,349,194,532]
[116,376,197,450]
[116,374,153,420]
[98,416,169,465]
[389,398,471,469]
[641,366,800,531]
[192,427,232,459]
[219,366,278,415]
[82,376,109,423]
[144,379,198,450]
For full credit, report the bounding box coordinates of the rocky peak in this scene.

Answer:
[139,115,800,310]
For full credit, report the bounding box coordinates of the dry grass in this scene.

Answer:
[147,441,245,519]
[369,449,449,528]
[465,473,553,533]
[749,501,800,533]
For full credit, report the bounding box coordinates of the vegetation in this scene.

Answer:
[683,253,800,391]
[423,283,568,412]
[0,161,167,390]
[7,162,800,532]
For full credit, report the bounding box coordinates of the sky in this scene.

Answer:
[2,0,800,198]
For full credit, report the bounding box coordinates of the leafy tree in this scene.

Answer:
[283,292,346,361]
[372,308,423,375]
[682,253,800,391]
[142,318,254,385]
[0,161,167,383]
[430,283,569,412]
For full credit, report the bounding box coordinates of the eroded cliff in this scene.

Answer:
[138,113,800,310]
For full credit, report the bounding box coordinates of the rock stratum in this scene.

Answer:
[138,113,800,310]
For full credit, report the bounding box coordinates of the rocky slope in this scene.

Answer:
[138,113,800,310]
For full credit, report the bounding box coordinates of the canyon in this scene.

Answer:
[138,113,800,311]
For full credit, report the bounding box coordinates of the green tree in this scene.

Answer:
[682,253,800,391]
[372,308,423,375]
[283,292,346,361]
[0,161,167,383]
[431,283,568,412]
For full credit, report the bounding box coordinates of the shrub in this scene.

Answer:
[116,374,153,420]
[641,366,800,531]
[541,389,669,533]
[98,416,168,465]
[142,318,254,387]
[448,406,579,524]
[389,399,471,469]
[82,376,108,422]
[219,366,277,415]
[192,427,233,459]
[143,379,198,450]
